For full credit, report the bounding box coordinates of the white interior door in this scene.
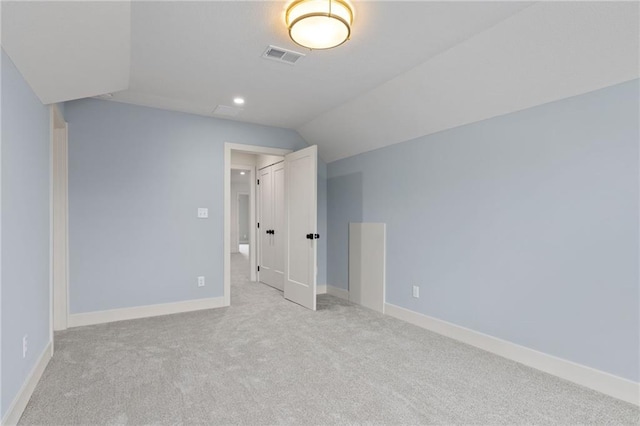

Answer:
[259,166,275,288]
[272,162,285,287]
[258,164,284,291]
[284,145,318,310]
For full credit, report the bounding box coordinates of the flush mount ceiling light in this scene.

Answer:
[233,97,245,105]
[286,0,354,50]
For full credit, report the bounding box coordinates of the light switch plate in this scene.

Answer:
[197,208,208,218]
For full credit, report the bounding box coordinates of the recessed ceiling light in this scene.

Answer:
[240,171,246,175]
[233,97,245,105]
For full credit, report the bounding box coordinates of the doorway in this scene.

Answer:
[224,143,319,310]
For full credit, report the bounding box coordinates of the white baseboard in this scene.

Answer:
[68,297,227,328]
[384,303,639,406]
[327,285,349,301]
[1,341,53,426]
[317,284,327,295]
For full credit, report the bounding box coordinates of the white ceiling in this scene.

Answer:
[118,0,532,129]
[231,169,251,184]
[300,1,640,161]
[1,1,131,104]
[1,1,638,162]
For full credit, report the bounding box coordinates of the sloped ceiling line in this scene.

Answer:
[2,1,637,164]
[297,1,640,162]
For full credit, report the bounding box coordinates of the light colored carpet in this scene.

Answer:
[19,251,639,425]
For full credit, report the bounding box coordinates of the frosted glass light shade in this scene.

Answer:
[286,0,353,50]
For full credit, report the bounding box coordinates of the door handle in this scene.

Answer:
[306,233,313,239]
[314,234,320,239]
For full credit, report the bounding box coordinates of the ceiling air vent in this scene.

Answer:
[262,45,305,65]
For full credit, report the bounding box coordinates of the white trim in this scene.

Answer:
[52,121,69,332]
[48,107,54,353]
[65,123,70,331]
[224,143,292,307]
[68,297,226,328]
[1,341,53,426]
[50,104,68,366]
[249,167,256,282]
[326,285,349,301]
[384,303,640,406]
[317,284,327,295]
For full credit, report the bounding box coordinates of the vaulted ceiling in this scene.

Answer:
[1,1,131,104]
[2,1,638,162]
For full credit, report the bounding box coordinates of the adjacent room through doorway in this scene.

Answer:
[230,167,252,282]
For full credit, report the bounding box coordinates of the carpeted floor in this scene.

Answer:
[19,250,640,425]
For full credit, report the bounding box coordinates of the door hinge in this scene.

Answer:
[257,266,260,272]
[257,179,260,185]
[257,222,260,228]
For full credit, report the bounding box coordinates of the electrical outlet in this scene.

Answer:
[23,335,28,358]
[198,276,205,287]
[412,285,420,298]
[197,208,208,219]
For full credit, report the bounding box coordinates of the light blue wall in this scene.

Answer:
[327,171,362,289]
[1,49,51,418]
[65,99,326,314]
[327,79,640,382]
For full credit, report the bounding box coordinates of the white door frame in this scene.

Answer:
[50,104,68,344]
[224,143,292,306]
